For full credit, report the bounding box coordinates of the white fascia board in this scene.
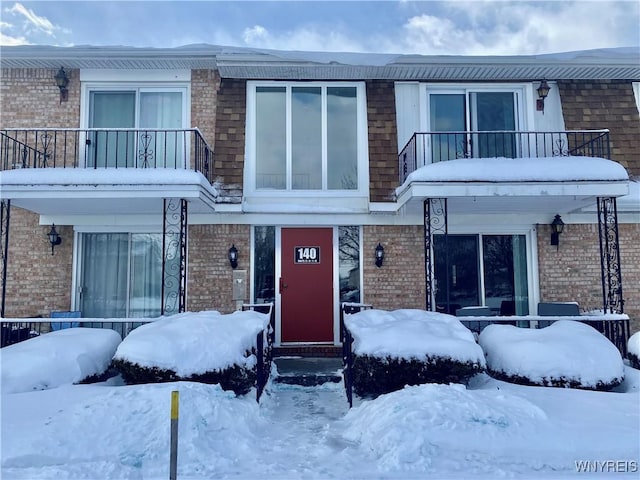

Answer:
[80,69,191,82]
[395,181,630,209]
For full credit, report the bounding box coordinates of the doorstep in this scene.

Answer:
[273,345,342,358]
[273,356,343,387]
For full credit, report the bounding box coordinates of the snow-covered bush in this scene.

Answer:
[1,327,122,393]
[344,309,485,397]
[112,310,270,395]
[628,332,640,369]
[479,320,624,390]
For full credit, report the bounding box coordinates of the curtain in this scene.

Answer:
[129,234,163,318]
[89,92,136,167]
[140,92,183,168]
[80,233,128,318]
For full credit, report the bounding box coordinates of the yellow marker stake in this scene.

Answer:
[170,390,179,480]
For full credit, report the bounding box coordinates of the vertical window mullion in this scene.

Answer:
[286,85,292,191]
[126,233,133,318]
[322,86,328,190]
[477,235,486,307]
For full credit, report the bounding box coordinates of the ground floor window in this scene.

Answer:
[339,226,360,303]
[434,234,529,315]
[253,226,276,304]
[78,233,165,318]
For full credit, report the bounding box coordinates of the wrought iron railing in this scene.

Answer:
[399,130,611,184]
[242,302,275,402]
[0,128,214,184]
[341,302,373,408]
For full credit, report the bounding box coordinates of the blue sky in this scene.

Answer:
[1,1,639,55]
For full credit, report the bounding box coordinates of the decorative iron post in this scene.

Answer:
[1,200,10,318]
[424,198,447,311]
[161,198,188,316]
[597,197,623,314]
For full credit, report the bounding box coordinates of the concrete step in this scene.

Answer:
[273,357,343,386]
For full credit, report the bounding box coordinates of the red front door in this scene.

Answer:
[280,228,334,343]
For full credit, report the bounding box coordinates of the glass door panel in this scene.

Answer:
[129,234,163,318]
[434,235,480,314]
[253,226,276,304]
[471,92,516,158]
[429,94,467,162]
[80,233,129,318]
[89,92,136,167]
[139,91,183,168]
[339,226,360,303]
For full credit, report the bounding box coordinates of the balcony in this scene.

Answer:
[0,128,217,216]
[1,128,213,184]
[399,130,611,184]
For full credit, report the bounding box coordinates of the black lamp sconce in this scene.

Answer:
[54,67,69,103]
[375,243,385,268]
[536,79,550,113]
[47,224,62,255]
[550,214,565,251]
[228,244,238,269]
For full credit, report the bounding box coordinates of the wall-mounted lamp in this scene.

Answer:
[47,224,62,255]
[54,67,69,103]
[550,214,565,251]
[375,243,385,268]
[228,244,238,269]
[536,79,551,113]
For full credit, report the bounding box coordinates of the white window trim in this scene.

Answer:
[633,82,640,114]
[421,82,534,133]
[244,81,370,199]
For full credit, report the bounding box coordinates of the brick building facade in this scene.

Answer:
[1,45,638,348]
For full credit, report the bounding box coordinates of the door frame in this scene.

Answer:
[273,226,341,345]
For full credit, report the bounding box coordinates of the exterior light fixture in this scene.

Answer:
[375,243,385,268]
[47,224,62,255]
[550,214,565,251]
[228,244,238,269]
[54,67,69,103]
[536,79,551,113]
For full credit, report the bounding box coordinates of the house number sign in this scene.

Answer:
[294,246,321,264]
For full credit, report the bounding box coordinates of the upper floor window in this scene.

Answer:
[247,82,367,193]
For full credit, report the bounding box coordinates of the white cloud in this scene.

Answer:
[1,2,71,46]
[7,2,56,36]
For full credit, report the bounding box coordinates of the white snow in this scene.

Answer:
[1,327,121,394]
[399,156,629,187]
[0,167,217,191]
[113,310,270,376]
[344,309,485,366]
[1,311,639,478]
[629,331,640,358]
[479,320,625,388]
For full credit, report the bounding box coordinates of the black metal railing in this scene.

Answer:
[458,316,630,357]
[399,130,611,184]
[341,302,373,408]
[1,317,154,348]
[243,303,275,402]
[1,128,213,184]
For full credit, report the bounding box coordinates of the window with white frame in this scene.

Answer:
[83,85,188,168]
[247,82,367,193]
[425,85,528,162]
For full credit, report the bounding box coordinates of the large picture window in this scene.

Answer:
[250,82,364,193]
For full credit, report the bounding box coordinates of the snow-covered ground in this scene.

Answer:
[1,312,639,479]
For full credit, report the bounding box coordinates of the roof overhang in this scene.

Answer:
[1,44,638,81]
[0,169,218,215]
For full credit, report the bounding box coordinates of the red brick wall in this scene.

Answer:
[362,225,426,310]
[2,207,74,317]
[537,223,640,333]
[187,224,251,313]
